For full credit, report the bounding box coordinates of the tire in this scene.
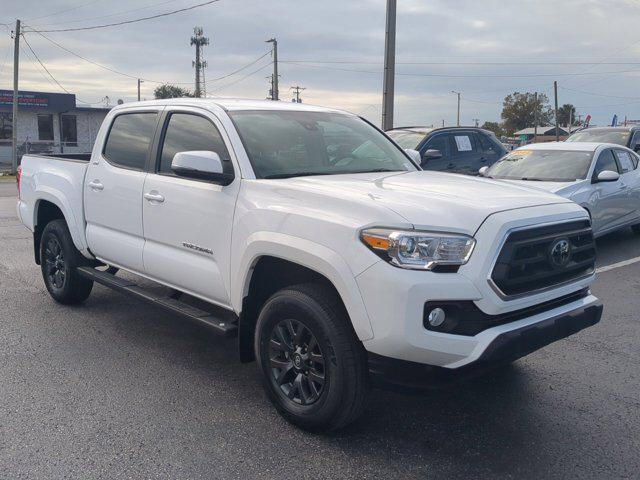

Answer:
[632,224,640,235]
[40,219,93,305]
[255,283,369,432]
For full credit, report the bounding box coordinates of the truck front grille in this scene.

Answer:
[491,220,596,298]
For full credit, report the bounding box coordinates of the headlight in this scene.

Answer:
[360,228,475,270]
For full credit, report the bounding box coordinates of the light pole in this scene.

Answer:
[381,0,396,130]
[137,79,143,101]
[452,91,461,126]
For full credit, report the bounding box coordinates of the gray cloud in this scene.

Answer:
[2,0,640,127]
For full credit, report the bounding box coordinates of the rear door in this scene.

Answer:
[141,107,240,306]
[613,149,640,223]
[447,131,482,174]
[84,109,160,273]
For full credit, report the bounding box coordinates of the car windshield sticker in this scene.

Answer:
[455,135,472,152]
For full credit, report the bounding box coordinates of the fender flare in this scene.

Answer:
[232,231,374,341]
[33,187,90,257]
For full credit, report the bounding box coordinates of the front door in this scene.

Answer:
[142,108,240,306]
[590,148,625,233]
[84,110,160,273]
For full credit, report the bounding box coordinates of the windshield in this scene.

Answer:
[566,129,631,146]
[486,149,594,181]
[228,110,417,179]
[386,130,427,149]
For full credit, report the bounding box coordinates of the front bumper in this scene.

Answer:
[368,298,602,390]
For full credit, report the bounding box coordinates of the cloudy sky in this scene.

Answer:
[2,0,640,127]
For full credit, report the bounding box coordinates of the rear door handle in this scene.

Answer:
[144,192,165,203]
[88,180,103,191]
[446,163,455,169]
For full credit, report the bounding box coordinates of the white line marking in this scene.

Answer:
[596,256,640,274]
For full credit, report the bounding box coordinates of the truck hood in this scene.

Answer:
[274,171,573,234]
[491,178,581,196]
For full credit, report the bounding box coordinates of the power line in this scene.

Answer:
[24,0,221,33]
[559,85,640,100]
[20,33,100,104]
[28,0,177,27]
[26,28,271,86]
[25,0,104,22]
[282,59,640,66]
[281,61,640,78]
[211,60,273,94]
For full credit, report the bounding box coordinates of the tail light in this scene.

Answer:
[16,165,21,198]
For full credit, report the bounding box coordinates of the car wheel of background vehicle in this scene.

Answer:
[40,219,93,305]
[255,283,369,432]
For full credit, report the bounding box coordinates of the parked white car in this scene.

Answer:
[481,142,640,237]
[17,99,602,431]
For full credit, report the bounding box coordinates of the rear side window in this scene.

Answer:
[158,113,232,175]
[615,150,635,173]
[594,149,619,176]
[103,113,158,170]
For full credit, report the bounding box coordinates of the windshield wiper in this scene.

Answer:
[262,171,336,179]
[520,177,544,181]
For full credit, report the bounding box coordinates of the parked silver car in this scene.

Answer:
[480,142,640,237]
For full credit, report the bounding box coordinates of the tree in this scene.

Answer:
[154,84,194,99]
[481,121,505,138]
[557,104,581,126]
[501,92,552,135]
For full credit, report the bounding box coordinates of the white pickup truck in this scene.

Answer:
[17,99,602,431]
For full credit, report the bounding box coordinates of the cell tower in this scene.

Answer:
[191,27,209,98]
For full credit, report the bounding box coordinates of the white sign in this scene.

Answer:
[454,135,472,152]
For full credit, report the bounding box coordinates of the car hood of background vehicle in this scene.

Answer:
[275,171,573,234]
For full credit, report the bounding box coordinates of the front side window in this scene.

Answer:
[614,150,635,173]
[593,150,619,177]
[158,113,232,175]
[61,115,77,147]
[0,112,11,141]
[424,134,449,156]
[229,110,416,179]
[103,113,158,170]
[630,131,640,152]
[487,149,594,181]
[37,114,54,141]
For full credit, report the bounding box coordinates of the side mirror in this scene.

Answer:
[171,151,234,185]
[593,170,620,183]
[423,149,443,160]
[404,148,421,163]
[478,166,489,176]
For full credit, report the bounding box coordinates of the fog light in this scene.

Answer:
[427,307,446,327]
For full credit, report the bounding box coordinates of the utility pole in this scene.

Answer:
[137,79,143,101]
[381,0,396,130]
[11,19,20,175]
[452,91,461,126]
[290,85,305,103]
[191,27,209,98]
[534,92,539,143]
[554,80,559,142]
[473,118,479,127]
[266,38,279,100]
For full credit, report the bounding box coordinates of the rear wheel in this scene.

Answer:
[40,219,93,304]
[255,283,369,432]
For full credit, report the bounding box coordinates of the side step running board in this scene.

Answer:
[78,267,238,337]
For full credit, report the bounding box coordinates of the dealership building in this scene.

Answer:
[0,89,111,169]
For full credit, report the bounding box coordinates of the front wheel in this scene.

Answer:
[255,284,369,432]
[40,219,93,304]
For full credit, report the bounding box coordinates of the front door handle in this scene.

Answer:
[88,180,103,191]
[446,163,455,169]
[144,192,165,203]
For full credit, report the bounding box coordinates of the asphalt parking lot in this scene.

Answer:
[0,180,638,479]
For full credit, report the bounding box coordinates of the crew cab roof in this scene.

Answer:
[110,98,352,115]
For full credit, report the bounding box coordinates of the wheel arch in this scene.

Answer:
[234,234,375,363]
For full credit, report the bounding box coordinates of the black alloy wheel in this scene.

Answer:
[268,319,326,406]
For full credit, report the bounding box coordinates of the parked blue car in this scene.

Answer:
[386,126,507,175]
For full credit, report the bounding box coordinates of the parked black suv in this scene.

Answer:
[566,126,640,152]
[386,126,507,175]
